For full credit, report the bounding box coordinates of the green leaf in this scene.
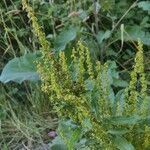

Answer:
[51,143,67,150]
[138,1,150,11]
[107,61,119,80]
[113,79,128,87]
[54,26,78,51]
[108,115,141,125]
[68,128,81,149]
[124,25,150,46]
[82,118,92,132]
[58,120,81,150]
[115,90,125,113]
[50,136,67,150]
[107,129,129,135]
[115,90,125,102]
[96,30,111,44]
[114,136,135,150]
[76,139,88,150]
[106,49,118,57]
[0,52,40,84]
[85,79,95,91]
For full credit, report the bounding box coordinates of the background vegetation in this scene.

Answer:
[0,0,150,149]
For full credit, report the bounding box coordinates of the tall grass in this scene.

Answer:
[0,0,57,149]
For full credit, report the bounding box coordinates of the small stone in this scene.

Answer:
[48,131,57,138]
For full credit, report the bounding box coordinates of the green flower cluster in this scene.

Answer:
[125,40,148,115]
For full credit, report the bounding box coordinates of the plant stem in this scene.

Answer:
[93,0,99,34]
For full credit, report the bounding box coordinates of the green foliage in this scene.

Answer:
[113,136,135,150]
[0,0,150,149]
[96,30,111,45]
[37,40,149,148]
[34,29,150,149]
[19,0,150,149]
[0,52,40,83]
[0,82,56,149]
[50,136,67,150]
[120,25,150,46]
[54,26,78,51]
[137,1,150,12]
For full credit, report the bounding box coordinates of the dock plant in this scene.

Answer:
[22,0,150,149]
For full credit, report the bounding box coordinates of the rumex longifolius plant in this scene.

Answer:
[22,0,150,149]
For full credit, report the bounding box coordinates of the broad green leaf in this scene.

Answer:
[50,136,67,150]
[106,48,118,57]
[85,79,95,91]
[115,90,125,102]
[82,118,92,132]
[108,115,141,125]
[0,52,40,84]
[51,144,67,150]
[58,120,81,149]
[107,61,119,80]
[113,79,128,87]
[109,87,115,104]
[124,25,150,46]
[76,139,88,150]
[107,129,129,135]
[114,136,135,150]
[96,30,111,44]
[54,26,78,51]
[68,128,81,150]
[113,89,125,115]
[140,16,150,28]
[138,1,150,11]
